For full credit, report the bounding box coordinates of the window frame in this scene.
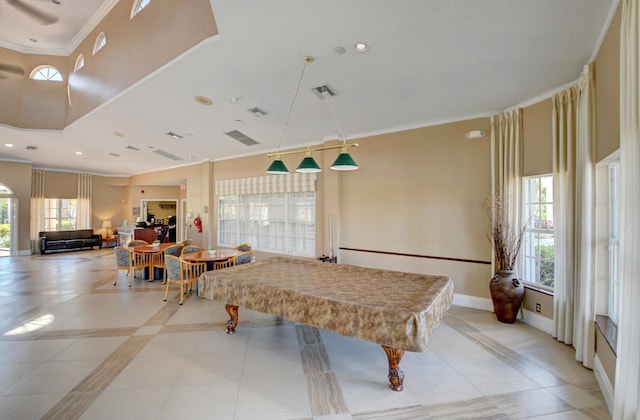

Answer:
[74,54,84,72]
[93,32,106,55]
[131,0,151,19]
[43,198,77,231]
[521,174,555,290]
[608,162,621,325]
[218,192,316,258]
[29,65,63,81]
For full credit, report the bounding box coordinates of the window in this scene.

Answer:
[44,199,77,231]
[0,184,11,194]
[608,163,621,324]
[74,54,84,72]
[93,32,106,54]
[131,0,151,18]
[30,65,63,81]
[218,192,315,257]
[522,175,555,289]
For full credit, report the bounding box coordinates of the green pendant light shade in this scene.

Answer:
[330,150,359,171]
[266,158,290,174]
[296,154,322,173]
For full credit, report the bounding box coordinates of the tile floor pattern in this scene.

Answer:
[0,250,610,420]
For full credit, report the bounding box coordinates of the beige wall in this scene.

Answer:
[337,118,494,298]
[66,0,217,125]
[595,4,621,162]
[523,99,553,177]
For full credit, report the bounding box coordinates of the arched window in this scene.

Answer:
[131,0,151,19]
[0,184,12,194]
[30,65,63,81]
[93,32,106,55]
[74,54,84,72]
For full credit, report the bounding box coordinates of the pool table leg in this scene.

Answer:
[225,304,239,334]
[382,345,405,391]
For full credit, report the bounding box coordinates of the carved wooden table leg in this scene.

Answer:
[225,304,239,334]
[382,345,405,391]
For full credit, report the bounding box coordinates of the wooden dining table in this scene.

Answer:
[181,249,241,270]
[130,242,176,280]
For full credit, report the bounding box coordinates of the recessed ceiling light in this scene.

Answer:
[5,144,14,148]
[195,96,212,106]
[52,0,61,4]
[114,132,125,137]
[354,42,368,52]
[75,151,83,155]
[334,46,346,55]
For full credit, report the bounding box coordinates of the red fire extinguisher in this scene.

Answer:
[193,216,202,233]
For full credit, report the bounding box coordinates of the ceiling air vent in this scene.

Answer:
[109,153,120,157]
[247,107,266,117]
[126,145,140,151]
[224,130,259,146]
[153,149,183,161]
[166,132,183,140]
[312,84,335,99]
[26,145,37,151]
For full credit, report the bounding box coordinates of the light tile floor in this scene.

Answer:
[0,250,610,419]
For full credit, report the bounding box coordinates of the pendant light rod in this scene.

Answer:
[267,142,358,158]
[273,56,313,154]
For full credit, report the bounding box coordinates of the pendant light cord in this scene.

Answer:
[275,56,312,153]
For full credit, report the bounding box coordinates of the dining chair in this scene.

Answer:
[213,256,235,270]
[157,244,183,284]
[114,246,131,286]
[181,245,205,255]
[127,239,149,247]
[235,250,253,265]
[129,249,151,281]
[235,243,252,252]
[180,238,194,247]
[164,255,206,305]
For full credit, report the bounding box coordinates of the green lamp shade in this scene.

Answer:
[266,158,290,174]
[296,155,322,173]
[330,151,359,171]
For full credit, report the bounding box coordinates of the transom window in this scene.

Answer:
[131,0,151,18]
[522,175,555,289]
[93,32,106,54]
[218,192,315,257]
[74,54,84,72]
[0,184,11,194]
[30,65,63,81]
[44,199,77,231]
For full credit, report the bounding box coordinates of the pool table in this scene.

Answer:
[198,256,454,391]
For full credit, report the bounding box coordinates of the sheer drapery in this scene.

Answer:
[30,170,45,253]
[551,63,596,369]
[77,173,92,229]
[613,0,640,417]
[490,109,523,273]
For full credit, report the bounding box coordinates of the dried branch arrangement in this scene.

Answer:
[485,194,527,271]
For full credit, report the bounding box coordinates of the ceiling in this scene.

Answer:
[0,0,618,177]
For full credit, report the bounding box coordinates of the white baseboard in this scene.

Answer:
[452,293,494,312]
[521,309,554,335]
[593,355,614,415]
[452,294,554,335]
[16,249,32,256]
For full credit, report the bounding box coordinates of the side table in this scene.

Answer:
[103,237,118,248]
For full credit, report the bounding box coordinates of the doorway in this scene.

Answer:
[140,199,178,242]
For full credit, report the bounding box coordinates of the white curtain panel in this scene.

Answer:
[77,173,92,230]
[614,0,640,418]
[29,170,45,253]
[551,63,596,369]
[490,109,523,273]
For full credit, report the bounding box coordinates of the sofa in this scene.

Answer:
[39,229,102,254]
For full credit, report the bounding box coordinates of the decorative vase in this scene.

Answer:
[489,269,524,323]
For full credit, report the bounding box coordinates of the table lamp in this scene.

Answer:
[102,220,112,238]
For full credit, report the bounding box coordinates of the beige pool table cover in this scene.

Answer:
[198,257,454,352]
